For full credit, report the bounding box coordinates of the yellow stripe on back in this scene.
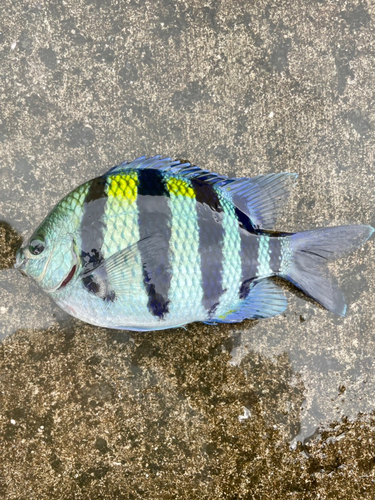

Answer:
[107,172,139,204]
[166,177,195,198]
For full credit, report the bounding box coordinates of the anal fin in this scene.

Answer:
[212,279,287,323]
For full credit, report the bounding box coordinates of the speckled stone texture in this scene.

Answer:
[1,0,375,498]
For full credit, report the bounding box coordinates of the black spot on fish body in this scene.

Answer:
[208,302,220,316]
[82,274,116,303]
[105,290,116,303]
[142,264,170,318]
[81,248,103,273]
[82,274,100,295]
[149,288,169,318]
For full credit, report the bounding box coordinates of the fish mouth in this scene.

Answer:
[14,248,26,270]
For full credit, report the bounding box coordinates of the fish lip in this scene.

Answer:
[14,248,26,270]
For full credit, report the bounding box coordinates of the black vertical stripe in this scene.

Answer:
[234,208,260,300]
[137,169,172,319]
[80,176,108,273]
[269,237,282,274]
[238,230,259,300]
[191,179,225,315]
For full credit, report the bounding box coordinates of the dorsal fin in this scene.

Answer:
[106,155,221,180]
[105,156,298,230]
[221,173,298,230]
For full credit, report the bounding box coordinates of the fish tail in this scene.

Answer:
[279,225,374,316]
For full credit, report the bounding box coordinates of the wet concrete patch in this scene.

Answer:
[0,324,375,498]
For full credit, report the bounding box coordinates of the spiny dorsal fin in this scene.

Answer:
[105,156,298,230]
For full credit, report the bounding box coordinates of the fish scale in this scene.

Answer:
[102,170,155,324]
[47,183,90,233]
[257,236,272,278]
[15,156,374,330]
[213,189,242,319]
[166,174,206,322]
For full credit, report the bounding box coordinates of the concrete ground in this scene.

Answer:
[1,0,375,498]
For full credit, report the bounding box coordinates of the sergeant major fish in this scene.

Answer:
[14,156,374,331]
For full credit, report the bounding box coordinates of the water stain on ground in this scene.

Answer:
[0,321,375,499]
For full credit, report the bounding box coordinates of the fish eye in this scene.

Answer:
[29,236,45,255]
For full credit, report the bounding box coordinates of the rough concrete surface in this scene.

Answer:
[0,0,375,498]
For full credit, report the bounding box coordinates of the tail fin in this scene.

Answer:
[281,225,374,316]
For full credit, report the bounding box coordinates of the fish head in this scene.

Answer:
[15,223,79,294]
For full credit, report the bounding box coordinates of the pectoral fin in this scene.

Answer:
[80,234,169,299]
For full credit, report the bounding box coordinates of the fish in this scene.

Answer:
[14,156,374,331]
